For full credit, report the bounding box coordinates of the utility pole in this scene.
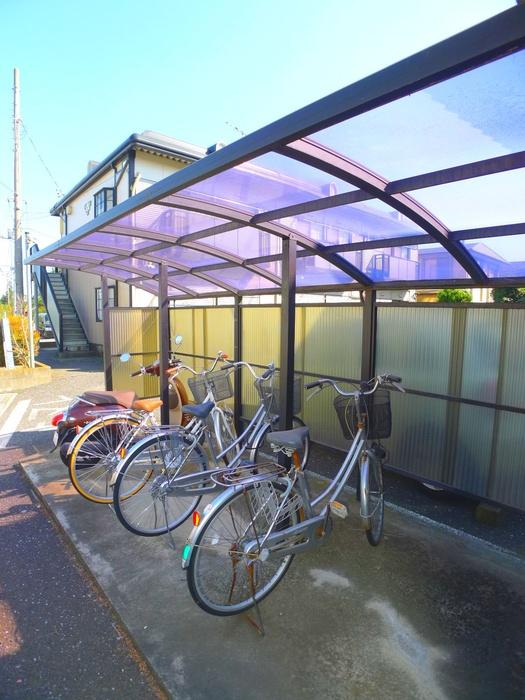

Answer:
[13,68,23,310]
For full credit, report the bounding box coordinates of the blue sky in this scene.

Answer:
[0,0,514,289]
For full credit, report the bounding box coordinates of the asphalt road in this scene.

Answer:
[0,350,167,700]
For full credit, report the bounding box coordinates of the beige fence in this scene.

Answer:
[109,302,525,510]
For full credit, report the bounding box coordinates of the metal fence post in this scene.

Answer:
[101,276,113,390]
[158,263,170,424]
[279,238,297,431]
[233,295,243,433]
[361,289,376,380]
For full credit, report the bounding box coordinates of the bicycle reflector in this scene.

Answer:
[192,511,201,526]
[51,412,64,426]
[182,544,192,561]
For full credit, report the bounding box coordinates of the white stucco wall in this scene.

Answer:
[58,150,191,346]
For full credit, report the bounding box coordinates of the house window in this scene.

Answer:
[95,285,117,322]
[93,187,115,218]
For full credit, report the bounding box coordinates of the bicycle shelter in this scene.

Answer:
[26,7,525,502]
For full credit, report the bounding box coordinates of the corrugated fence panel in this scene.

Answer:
[109,308,158,356]
[303,305,362,379]
[170,309,195,357]
[499,309,525,408]
[453,404,495,495]
[490,411,525,509]
[242,307,281,367]
[461,308,502,403]
[383,392,448,482]
[204,308,234,358]
[376,306,452,394]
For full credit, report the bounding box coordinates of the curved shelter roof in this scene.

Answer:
[27,6,525,298]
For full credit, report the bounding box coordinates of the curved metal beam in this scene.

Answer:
[279,139,487,282]
[159,194,372,285]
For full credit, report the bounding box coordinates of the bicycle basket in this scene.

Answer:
[188,369,234,404]
[333,388,391,440]
[257,373,303,415]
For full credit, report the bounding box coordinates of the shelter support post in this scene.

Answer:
[360,289,377,380]
[233,295,242,434]
[158,263,170,424]
[101,276,113,390]
[279,238,297,431]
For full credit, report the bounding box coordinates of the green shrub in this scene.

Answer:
[436,289,472,303]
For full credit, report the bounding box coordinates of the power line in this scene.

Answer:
[20,120,63,198]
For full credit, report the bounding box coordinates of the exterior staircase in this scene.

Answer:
[45,272,90,352]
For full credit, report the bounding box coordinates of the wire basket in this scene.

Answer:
[333,388,391,440]
[188,369,234,404]
[257,373,303,415]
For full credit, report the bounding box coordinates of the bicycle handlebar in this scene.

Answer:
[220,359,275,381]
[306,373,404,397]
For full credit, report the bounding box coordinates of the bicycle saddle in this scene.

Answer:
[268,426,309,451]
[181,401,214,420]
[80,390,136,408]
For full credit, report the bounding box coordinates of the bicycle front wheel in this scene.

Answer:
[360,454,384,546]
[187,481,302,615]
[113,432,207,536]
[68,416,140,504]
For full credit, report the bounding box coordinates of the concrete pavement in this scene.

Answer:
[3,350,525,699]
[20,450,525,700]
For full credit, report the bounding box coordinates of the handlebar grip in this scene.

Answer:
[131,369,142,377]
[260,368,273,380]
[305,381,322,390]
[385,374,402,384]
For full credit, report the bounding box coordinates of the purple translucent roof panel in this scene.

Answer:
[408,170,525,230]
[257,258,356,286]
[178,153,356,215]
[144,246,225,268]
[104,257,159,276]
[114,204,228,237]
[202,227,282,260]
[168,274,225,294]
[40,258,80,269]
[296,258,355,286]
[341,245,471,282]
[134,279,183,297]
[81,265,134,280]
[82,232,156,251]
[60,248,109,262]
[312,51,525,181]
[208,267,278,291]
[464,235,525,278]
[276,200,425,245]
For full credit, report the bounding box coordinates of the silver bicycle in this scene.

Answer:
[181,372,403,616]
[111,359,309,537]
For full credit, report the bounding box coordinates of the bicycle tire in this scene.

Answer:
[113,432,207,536]
[187,481,303,616]
[252,417,310,470]
[68,416,141,504]
[360,454,384,546]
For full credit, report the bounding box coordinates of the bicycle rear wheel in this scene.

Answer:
[68,416,140,504]
[113,432,207,536]
[360,454,384,546]
[187,481,302,615]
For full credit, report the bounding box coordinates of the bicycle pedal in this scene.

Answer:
[329,501,348,519]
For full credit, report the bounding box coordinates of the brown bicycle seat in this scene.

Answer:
[132,398,163,413]
[81,390,136,408]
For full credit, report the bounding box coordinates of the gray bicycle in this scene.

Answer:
[182,373,403,616]
[112,359,309,537]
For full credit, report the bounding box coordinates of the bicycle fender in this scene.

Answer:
[181,485,240,569]
[66,412,137,458]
